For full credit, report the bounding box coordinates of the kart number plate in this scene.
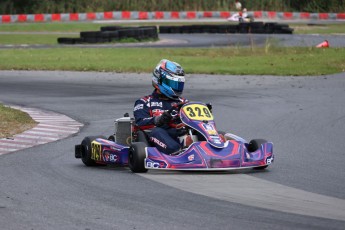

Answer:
[182,104,213,121]
[91,141,102,161]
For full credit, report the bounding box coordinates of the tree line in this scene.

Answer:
[1,0,344,14]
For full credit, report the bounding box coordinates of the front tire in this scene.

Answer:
[108,135,115,142]
[247,139,269,170]
[128,142,148,173]
[247,139,267,152]
[81,136,106,166]
[254,165,268,170]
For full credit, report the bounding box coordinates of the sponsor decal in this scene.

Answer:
[110,146,121,151]
[146,161,160,168]
[109,154,118,162]
[134,104,144,111]
[103,150,118,162]
[151,102,163,107]
[91,142,102,161]
[203,123,217,136]
[188,154,195,161]
[152,109,164,117]
[266,155,274,165]
[146,161,166,168]
[150,137,167,148]
[103,152,110,161]
[143,117,152,120]
[210,136,221,144]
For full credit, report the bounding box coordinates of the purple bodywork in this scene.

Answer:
[87,102,274,171]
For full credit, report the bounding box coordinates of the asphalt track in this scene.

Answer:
[1,19,345,229]
[1,69,345,229]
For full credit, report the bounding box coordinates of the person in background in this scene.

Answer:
[228,1,254,22]
[235,0,242,10]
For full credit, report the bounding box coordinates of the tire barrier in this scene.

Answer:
[159,22,294,34]
[57,22,292,44]
[57,26,158,44]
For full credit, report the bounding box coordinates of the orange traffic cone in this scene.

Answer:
[316,40,329,48]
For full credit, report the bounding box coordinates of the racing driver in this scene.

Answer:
[133,59,190,155]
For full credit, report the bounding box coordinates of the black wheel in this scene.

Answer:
[247,139,268,152]
[128,142,148,173]
[247,139,269,170]
[254,165,268,170]
[135,131,150,147]
[81,136,106,166]
[108,135,115,142]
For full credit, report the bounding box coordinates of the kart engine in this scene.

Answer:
[114,113,133,146]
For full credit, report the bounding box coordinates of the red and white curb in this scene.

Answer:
[0,105,83,155]
[1,11,345,23]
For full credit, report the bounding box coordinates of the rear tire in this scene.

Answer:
[128,142,148,173]
[81,136,106,166]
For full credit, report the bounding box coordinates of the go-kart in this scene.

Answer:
[75,102,274,173]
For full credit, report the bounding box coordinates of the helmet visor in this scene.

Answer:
[165,60,184,76]
[162,74,184,96]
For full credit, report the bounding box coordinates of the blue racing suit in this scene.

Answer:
[133,90,187,155]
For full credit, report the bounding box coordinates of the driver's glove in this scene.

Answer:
[154,111,172,127]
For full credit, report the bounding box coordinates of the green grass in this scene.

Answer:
[0,22,344,45]
[292,24,345,34]
[0,104,37,138]
[0,22,233,32]
[0,22,111,32]
[0,22,344,76]
[0,34,73,44]
[0,47,344,75]
[0,34,157,45]
[0,22,344,34]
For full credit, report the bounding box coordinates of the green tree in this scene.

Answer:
[1,0,344,14]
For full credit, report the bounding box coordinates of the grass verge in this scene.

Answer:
[0,22,343,45]
[0,104,37,138]
[0,22,344,34]
[292,24,345,35]
[0,34,70,45]
[0,47,344,75]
